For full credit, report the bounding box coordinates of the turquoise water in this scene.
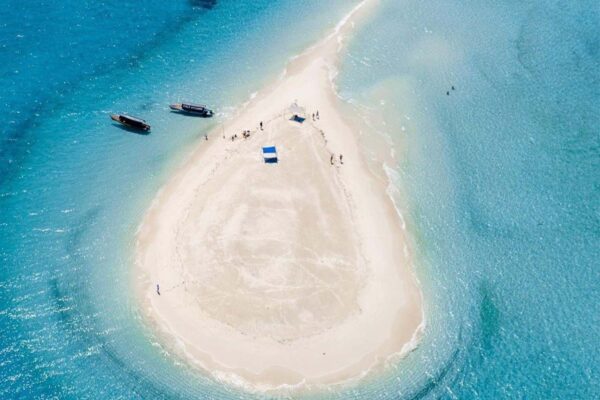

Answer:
[0,1,358,398]
[335,0,599,398]
[1,0,598,399]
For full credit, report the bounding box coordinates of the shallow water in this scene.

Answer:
[336,0,599,398]
[1,0,598,399]
[0,1,358,398]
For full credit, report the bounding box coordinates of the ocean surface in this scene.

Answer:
[0,0,598,399]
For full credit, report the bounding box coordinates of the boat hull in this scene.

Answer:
[169,103,213,117]
[110,114,151,132]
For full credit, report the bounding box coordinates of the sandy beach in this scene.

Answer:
[135,0,423,392]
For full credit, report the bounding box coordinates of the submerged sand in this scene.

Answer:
[135,0,423,392]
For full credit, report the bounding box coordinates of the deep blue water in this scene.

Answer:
[1,0,598,399]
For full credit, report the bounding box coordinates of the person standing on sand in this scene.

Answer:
[330,154,334,165]
[260,121,263,130]
[316,110,320,119]
[312,113,315,121]
[156,284,160,295]
[340,154,343,164]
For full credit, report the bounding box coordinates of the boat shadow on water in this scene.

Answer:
[169,110,213,118]
[111,123,151,136]
[188,0,217,10]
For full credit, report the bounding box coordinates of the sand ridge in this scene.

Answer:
[135,0,423,392]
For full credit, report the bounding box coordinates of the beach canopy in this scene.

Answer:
[291,114,306,123]
[288,102,306,123]
[262,146,278,163]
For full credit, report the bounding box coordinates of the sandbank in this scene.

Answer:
[135,0,423,392]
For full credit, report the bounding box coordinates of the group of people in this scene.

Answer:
[230,130,251,141]
[330,153,344,166]
[312,111,343,167]
[229,120,265,142]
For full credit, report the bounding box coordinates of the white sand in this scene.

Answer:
[135,0,423,392]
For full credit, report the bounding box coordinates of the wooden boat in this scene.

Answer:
[110,114,151,132]
[169,102,214,117]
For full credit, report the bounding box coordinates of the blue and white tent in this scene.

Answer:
[262,146,278,163]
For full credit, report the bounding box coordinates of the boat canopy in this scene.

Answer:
[182,103,208,112]
[120,115,149,129]
[121,115,147,124]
